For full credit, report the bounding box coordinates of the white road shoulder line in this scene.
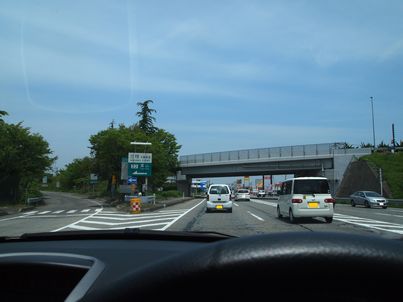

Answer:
[160,199,205,231]
[247,211,265,221]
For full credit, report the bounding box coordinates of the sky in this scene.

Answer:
[1,0,403,177]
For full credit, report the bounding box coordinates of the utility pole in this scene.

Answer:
[379,168,383,196]
[370,97,376,150]
[392,123,396,153]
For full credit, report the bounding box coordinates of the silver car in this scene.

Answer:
[350,191,388,209]
[235,189,250,201]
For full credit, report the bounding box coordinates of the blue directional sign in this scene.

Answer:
[128,177,137,185]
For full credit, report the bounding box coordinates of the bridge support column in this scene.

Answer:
[176,171,192,197]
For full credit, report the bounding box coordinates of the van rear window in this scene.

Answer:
[293,179,330,194]
[209,186,229,194]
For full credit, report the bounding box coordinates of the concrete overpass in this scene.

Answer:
[177,143,371,196]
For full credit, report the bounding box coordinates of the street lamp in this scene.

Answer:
[370,97,376,150]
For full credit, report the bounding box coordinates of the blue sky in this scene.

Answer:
[1,0,403,174]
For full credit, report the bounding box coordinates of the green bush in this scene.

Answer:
[156,190,182,199]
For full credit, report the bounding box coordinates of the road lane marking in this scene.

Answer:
[334,213,403,235]
[68,222,168,231]
[374,213,403,218]
[38,211,51,215]
[92,213,182,221]
[23,211,38,215]
[80,217,176,226]
[81,209,91,213]
[0,215,25,222]
[52,210,65,214]
[233,203,239,207]
[251,199,277,207]
[160,199,205,231]
[52,208,103,232]
[67,210,77,214]
[247,211,265,221]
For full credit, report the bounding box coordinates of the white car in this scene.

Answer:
[277,177,334,223]
[206,184,233,213]
[257,190,266,198]
[235,189,250,201]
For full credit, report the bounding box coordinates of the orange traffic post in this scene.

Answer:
[130,197,141,214]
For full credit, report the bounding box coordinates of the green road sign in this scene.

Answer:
[128,162,152,177]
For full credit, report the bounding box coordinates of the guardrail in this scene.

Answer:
[124,194,156,205]
[26,197,43,206]
[179,143,372,165]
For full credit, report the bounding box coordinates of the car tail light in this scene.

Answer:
[292,198,303,203]
[325,198,335,203]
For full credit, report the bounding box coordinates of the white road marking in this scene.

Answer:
[92,213,182,221]
[81,209,91,213]
[247,211,265,221]
[374,212,403,218]
[160,199,206,231]
[52,210,65,214]
[81,217,177,226]
[251,199,277,207]
[23,211,38,215]
[38,211,51,215]
[52,208,103,232]
[66,210,77,214]
[0,215,25,222]
[233,203,239,207]
[334,213,403,235]
[68,222,168,231]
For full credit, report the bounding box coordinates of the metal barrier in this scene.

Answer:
[26,197,42,206]
[125,194,156,205]
[179,143,371,166]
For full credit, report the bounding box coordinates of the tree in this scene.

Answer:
[341,142,354,149]
[58,157,95,190]
[89,122,180,193]
[0,119,56,203]
[136,100,156,134]
[0,110,8,122]
[377,141,389,148]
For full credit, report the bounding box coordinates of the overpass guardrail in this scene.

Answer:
[180,143,371,166]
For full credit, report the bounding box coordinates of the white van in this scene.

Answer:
[206,184,232,213]
[277,177,334,223]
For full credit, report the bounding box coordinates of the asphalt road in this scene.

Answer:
[1,192,403,240]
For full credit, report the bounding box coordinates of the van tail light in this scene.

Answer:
[325,198,335,203]
[292,198,303,203]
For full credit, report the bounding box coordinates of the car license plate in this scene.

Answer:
[308,202,319,208]
[379,203,384,206]
[216,205,223,209]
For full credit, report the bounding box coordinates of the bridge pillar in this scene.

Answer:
[176,171,192,197]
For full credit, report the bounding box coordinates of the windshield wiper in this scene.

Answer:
[2,228,235,243]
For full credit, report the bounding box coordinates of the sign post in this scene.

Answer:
[129,141,153,196]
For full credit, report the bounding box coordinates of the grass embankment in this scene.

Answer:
[360,152,403,199]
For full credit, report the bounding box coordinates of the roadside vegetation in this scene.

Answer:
[47,100,181,200]
[360,152,403,199]
[0,111,56,204]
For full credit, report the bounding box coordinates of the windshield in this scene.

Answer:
[1,1,403,241]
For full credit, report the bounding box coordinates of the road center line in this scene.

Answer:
[160,199,205,231]
[247,211,265,221]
